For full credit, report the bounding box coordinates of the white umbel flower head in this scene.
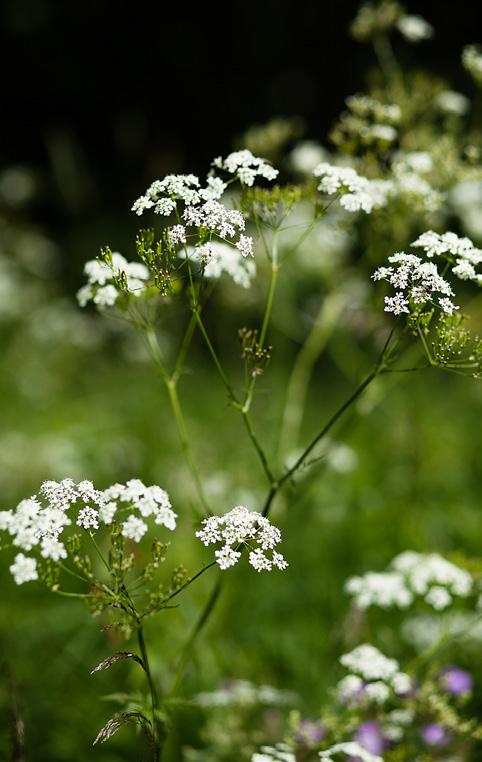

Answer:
[10,553,38,585]
[397,14,433,42]
[319,741,383,762]
[213,150,278,186]
[196,505,287,572]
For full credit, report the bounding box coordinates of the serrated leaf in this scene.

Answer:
[91,651,146,675]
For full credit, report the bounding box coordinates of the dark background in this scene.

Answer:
[1,0,481,228]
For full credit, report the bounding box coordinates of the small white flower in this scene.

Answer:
[397,14,433,42]
[122,515,148,543]
[77,505,99,530]
[167,224,187,245]
[319,741,383,762]
[197,506,286,572]
[215,545,241,570]
[425,585,453,610]
[213,150,278,186]
[40,537,67,561]
[435,90,470,116]
[10,553,38,585]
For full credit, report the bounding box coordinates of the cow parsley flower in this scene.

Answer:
[396,14,433,42]
[9,553,38,585]
[411,230,482,285]
[346,551,472,611]
[76,506,99,530]
[463,45,482,86]
[196,505,287,572]
[132,174,202,215]
[314,163,376,213]
[121,515,148,542]
[103,479,177,530]
[435,90,470,116]
[77,252,151,307]
[373,251,457,316]
[213,150,278,186]
[252,744,296,762]
[319,741,383,762]
[179,242,256,289]
[1,477,175,585]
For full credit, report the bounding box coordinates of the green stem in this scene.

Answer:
[278,290,347,458]
[170,574,223,695]
[145,324,210,514]
[137,625,162,761]
[192,309,237,400]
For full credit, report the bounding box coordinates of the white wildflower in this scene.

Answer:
[76,506,99,530]
[40,537,67,561]
[319,741,383,762]
[213,150,278,186]
[10,553,38,585]
[397,14,433,42]
[121,515,148,543]
[132,174,201,215]
[196,505,287,572]
[425,585,453,610]
[340,644,399,682]
[463,45,482,86]
[345,571,413,609]
[435,90,470,116]
[167,224,187,245]
[337,674,363,700]
[314,163,377,214]
[438,297,459,315]
[215,545,242,570]
[384,293,409,315]
[179,242,256,288]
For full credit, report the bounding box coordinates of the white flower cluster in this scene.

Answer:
[372,252,457,316]
[319,741,383,762]
[252,744,296,762]
[196,505,288,572]
[337,644,411,705]
[345,94,401,125]
[435,90,470,116]
[131,174,226,216]
[77,252,150,308]
[1,478,176,585]
[213,149,278,186]
[411,230,482,285]
[182,199,248,244]
[396,14,433,43]
[313,163,383,214]
[179,241,256,288]
[463,45,482,86]
[390,155,442,212]
[196,679,295,707]
[345,551,472,611]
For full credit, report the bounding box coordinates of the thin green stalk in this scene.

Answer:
[192,309,237,400]
[137,625,162,760]
[145,324,210,514]
[165,378,210,514]
[170,574,223,695]
[278,290,347,458]
[263,369,378,516]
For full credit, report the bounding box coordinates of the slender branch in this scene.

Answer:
[137,625,162,761]
[145,324,210,513]
[278,290,347,457]
[170,574,223,695]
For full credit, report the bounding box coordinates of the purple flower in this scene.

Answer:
[440,666,473,696]
[354,720,385,755]
[420,723,450,747]
[294,719,326,745]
